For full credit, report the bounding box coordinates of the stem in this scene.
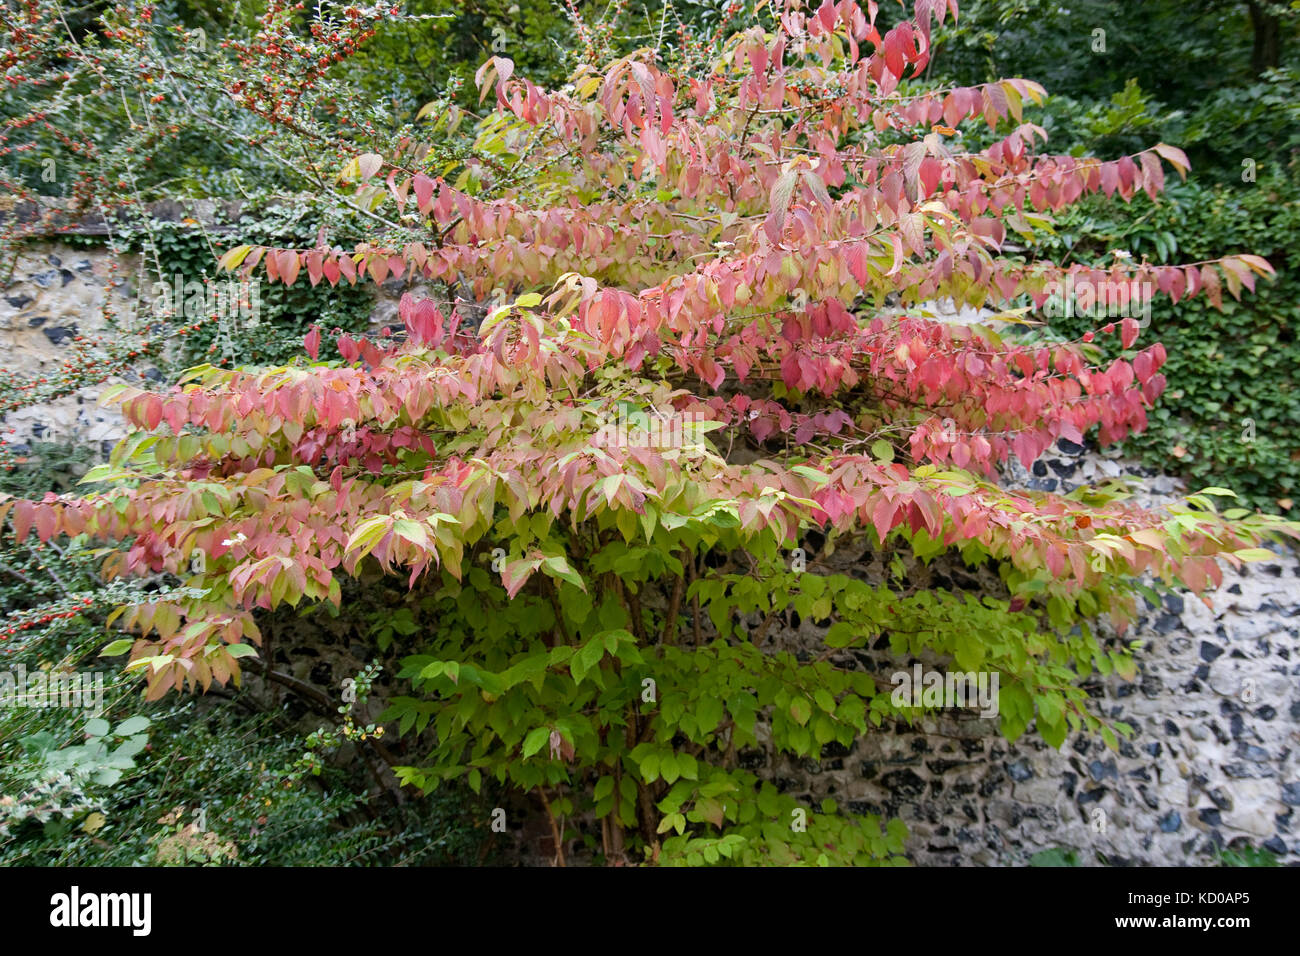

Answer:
[537,786,566,867]
[691,553,703,646]
[662,558,685,646]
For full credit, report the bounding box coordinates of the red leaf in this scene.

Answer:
[413,174,435,213]
[1133,349,1153,383]
[338,334,360,363]
[279,250,301,287]
[872,496,897,543]
[34,504,56,543]
[306,251,323,286]
[143,394,163,431]
[12,500,34,542]
[1120,317,1139,350]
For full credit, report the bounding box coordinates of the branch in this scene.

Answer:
[537,786,567,867]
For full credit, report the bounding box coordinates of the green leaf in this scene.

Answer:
[419,661,446,680]
[603,628,631,655]
[114,716,150,736]
[1039,713,1068,749]
[640,751,661,783]
[522,727,550,759]
[790,465,829,483]
[99,639,134,657]
[953,632,984,671]
[676,753,698,780]
[542,554,586,590]
[660,753,680,783]
[345,516,391,560]
[824,621,857,647]
[78,463,117,485]
[1232,548,1277,561]
[695,696,723,734]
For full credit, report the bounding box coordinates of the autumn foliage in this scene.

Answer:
[4,0,1296,864]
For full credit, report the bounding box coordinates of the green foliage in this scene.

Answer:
[0,448,487,866]
[1028,846,1082,867]
[1,0,395,203]
[0,695,492,865]
[930,0,1298,112]
[1023,176,1300,515]
[374,527,1145,865]
[118,205,376,370]
[347,0,584,113]
[17,715,152,789]
[1216,844,1281,867]
[935,16,1300,515]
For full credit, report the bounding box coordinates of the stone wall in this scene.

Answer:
[761,447,1300,865]
[4,239,1297,866]
[1,243,137,457]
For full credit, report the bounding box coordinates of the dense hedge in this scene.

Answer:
[1034,178,1299,514]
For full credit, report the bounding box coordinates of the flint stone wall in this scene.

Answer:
[762,447,1300,865]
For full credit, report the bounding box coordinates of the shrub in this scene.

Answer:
[0,694,493,866]
[0,448,488,866]
[3,0,1295,867]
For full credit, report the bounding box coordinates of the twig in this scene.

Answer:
[690,553,703,645]
[662,559,685,646]
[537,786,566,867]
[28,542,71,595]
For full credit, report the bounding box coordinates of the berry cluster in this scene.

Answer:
[0,596,96,649]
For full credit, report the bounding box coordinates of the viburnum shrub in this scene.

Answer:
[4,0,1296,866]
